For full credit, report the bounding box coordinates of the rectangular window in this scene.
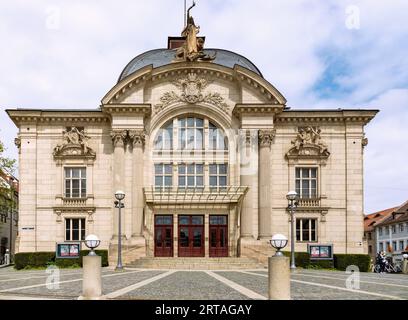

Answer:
[392,241,397,251]
[295,218,317,242]
[295,168,317,199]
[64,168,86,198]
[65,218,85,241]
[368,245,372,254]
[379,227,383,236]
[399,223,404,233]
[154,164,173,189]
[209,164,228,190]
[392,225,396,234]
[379,242,384,252]
[400,241,405,251]
[368,232,372,240]
[178,164,204,189]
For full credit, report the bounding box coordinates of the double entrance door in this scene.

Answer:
[154,214,228,257]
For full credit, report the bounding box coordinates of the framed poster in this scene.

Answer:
[56,242,81,258]
[308,244,333,260]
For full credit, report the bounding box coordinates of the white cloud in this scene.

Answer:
[0,0,407,212]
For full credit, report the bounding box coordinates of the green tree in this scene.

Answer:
[0,138,16,175]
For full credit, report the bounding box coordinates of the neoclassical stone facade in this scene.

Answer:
[6,31,378,265]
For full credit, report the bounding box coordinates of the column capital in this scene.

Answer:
[259,129,276,148]
[129,130,146,147]
[111,130,127,148]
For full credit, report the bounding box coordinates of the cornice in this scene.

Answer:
[102,62,287,106]
[276,110,379,125]
[6,110,109,127]
[233,103,285,118]
[101,103,152,116]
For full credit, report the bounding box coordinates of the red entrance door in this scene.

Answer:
[209,215,228,257]
[178,215,204,257]
[154,215,173,257]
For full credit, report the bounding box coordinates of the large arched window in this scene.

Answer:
[154,116,228,151]
[153,116,229,189]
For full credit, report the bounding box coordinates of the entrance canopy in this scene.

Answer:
[144,186,248,205]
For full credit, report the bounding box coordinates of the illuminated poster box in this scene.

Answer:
[56,242,81,258]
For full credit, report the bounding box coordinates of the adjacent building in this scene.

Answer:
[5,12,378,265]
[375,200,408,261]
[0,169,18,263]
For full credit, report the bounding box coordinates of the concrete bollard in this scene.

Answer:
[268,256,291,300]
[78,255,102,300]
[4,253,10,265]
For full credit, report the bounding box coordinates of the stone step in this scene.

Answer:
[126,257,265,269]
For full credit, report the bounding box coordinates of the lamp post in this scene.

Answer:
[80,234,102,300]
[286,191,298,270]
[114,190,125,271]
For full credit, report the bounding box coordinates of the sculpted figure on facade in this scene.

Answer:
[53,127,95,157]
[129,130,146,147]
[174,1,215,62]
[287,126,330,158]
[258,129,276,148]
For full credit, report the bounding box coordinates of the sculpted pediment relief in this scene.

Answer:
[154,72,229,115]
[53,127,96,161]
[286,127,330,161]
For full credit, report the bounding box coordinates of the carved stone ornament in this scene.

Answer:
[53,127,96,160]
[258,129,276,148]
[110,130,127,148]
[129,130,146,147]
[286,126,330,160]
[155,73,229,114]
[14,137,21,153]
[362,135,368,147]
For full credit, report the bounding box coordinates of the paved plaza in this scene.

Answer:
[0,266,407,300]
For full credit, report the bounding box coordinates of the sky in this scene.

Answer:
[0,0,407,213]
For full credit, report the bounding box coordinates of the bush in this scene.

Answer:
[333,254,370,272]
[15,250,109,270]
[282,251,311,268]
[15,252,55,270]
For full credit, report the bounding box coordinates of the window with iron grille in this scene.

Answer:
[295,168,317,198]
[65,218,85,241]
[296,218,317,242]
[64,168,86,198]
[178,164,204,189]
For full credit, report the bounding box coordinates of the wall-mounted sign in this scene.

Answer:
[308,244,333,260]
[21,227,35,231]
[56,242,81,258]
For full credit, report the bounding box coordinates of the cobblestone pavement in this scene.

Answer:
[0,266,406,300]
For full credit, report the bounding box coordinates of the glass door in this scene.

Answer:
[209,215,228,257]
[154,215,173,257]
[178,215,204,257]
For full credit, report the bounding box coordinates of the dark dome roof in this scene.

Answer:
[118,48,263,82]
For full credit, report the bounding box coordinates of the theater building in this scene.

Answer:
[6,12,378,266]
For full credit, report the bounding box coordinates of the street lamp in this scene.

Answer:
[286,190,298,270]
[114,190,125,271]
[270,234,288,257]
[84,234,101,256]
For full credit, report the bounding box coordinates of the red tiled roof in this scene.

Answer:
[364,207,398,231]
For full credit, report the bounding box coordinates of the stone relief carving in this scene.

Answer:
[286,126,330,159]
[155,72,229,114]
[14,137,21,153]
[362,134,368,147]
[53,127,95,158]
[258,129,276,148]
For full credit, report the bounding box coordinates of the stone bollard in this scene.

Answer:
[268,256,291,300]
[4,253,10,265]
[78,255,102,300]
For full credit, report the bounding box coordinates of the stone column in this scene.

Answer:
[130,130,146,239]
[258,129,275,240]
[111,130,127,239]
[240,130,255,239]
